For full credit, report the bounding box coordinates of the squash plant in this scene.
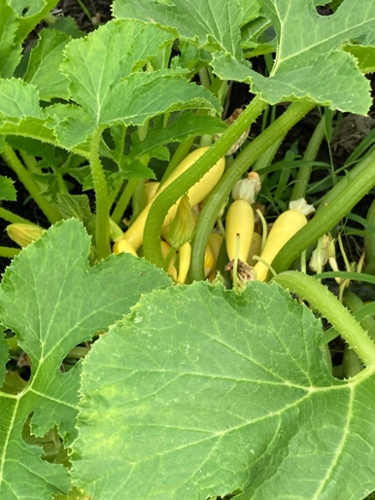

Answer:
[2,0,375,499]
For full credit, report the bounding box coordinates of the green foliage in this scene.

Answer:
[0,220,171,498]
[1,0,375,498]
[0,177,16,201]
[71,279,375,499]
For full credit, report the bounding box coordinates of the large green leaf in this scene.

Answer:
[0,79,42,119]
[9,0,61,42]
[72,281,375,499]
[113,0,260,60]
[61,19,221,128]
[114,0,374,114]
[23,28,70,101]
[0,0,22,78]
[0,220,171,499]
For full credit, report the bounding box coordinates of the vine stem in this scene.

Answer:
[0,207,32,224]
[274,271,375,368]
[0,246,20,258]
[191,100,315,280]
[272,148,375,274]
[143,95,268,268]
[1,143,62,224]
[111,179,138,226]
[89,127,111,260]
[291,113,326,200]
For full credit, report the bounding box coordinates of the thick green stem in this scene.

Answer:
[252,137,283,174]
[89,128,110,260]
[273,148,375,274]
[143,95,269,268]
[274,271,375,367]
[365,198,375,264]
[191,101,315,280]
[111,179,138,226]
[19,150,38,173]
[343,290,375,341]
[365,256,375,275]
[0,207,32,224]
[291,114,326,200]
[0,246,20,258]
[1,144,62,224]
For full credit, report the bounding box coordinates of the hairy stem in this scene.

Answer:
[273,148,375,274]
[143,95,268,268]
[291,114,326,200]
[274,271,375,367]
[0,246,20,258]
[111,179,138,226]
[1,144,62,224]
[0,207,32,224]
[191,101,315,280]
[89,127,110,259]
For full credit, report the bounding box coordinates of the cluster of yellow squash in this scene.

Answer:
[113,147,224,283]
[112,146,315,283]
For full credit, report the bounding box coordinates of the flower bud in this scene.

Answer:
[6,223,45,248]
[309,234,331,272]
[168,194,196,249]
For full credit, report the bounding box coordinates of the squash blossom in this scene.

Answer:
[6,223,45,248]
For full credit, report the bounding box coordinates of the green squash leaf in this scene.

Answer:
[0,79,42,119]
[72,281,375,499]
[61,19,221,128]
[0,0,22,78]
[0,219,171,499]
[23,28,70,101]
[114,0,374,114]
[113,0,260,61]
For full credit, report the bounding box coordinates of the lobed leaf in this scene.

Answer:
[115,0,375,114]
[61,19,220,128]
[0,0,22,78]
[23,29,71,101]
[342,42,375,74]
[0,220,171,499]
[72,281,375,499]
[0,79,42,119]
[113,0,260,61]
[9,0,61,43]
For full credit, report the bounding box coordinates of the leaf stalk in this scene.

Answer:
[190,100,315,280]
[1,144,62,224]
[273,148,375,274]
[143,95,269,268]
[89,127,111,259]
[274,271,375,368]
